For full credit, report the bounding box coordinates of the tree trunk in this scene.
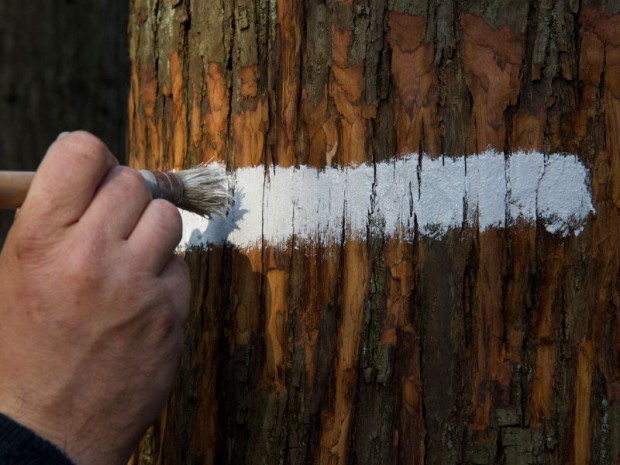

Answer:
[127,1,620,464]
[0,0,129,243]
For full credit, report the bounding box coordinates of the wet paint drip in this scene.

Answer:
[179,150,595,249]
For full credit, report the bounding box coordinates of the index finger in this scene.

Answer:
[21,131,118,228]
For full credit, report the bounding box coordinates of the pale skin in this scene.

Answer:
[0,131,190,464]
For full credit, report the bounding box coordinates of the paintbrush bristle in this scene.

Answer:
[176,163,231,218]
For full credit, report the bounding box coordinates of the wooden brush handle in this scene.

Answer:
[0,170,185,210]
[0,171,35,209]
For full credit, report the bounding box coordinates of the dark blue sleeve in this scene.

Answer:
[0,413,74,465]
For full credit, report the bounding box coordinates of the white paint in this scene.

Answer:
[180,151,595,249]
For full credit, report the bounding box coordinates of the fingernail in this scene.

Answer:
[56,131,72,140]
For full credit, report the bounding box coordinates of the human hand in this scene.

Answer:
[0,132,190,465]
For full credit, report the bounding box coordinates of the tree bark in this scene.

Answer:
[127,1,620,464]
[0,0,129,242]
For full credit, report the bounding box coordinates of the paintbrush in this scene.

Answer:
[0,163,231,218]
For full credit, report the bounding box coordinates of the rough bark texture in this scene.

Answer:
[0,0,130,243]
[128,1,620,464]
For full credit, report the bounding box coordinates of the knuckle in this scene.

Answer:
[109,166,150,200]
[168,258,191,317]
[151,199,182,241]
[171,261,191,293]
[54,131,117,170]
[64,130,108,153]
[177,257,191,283]
[67,241,106,283]
[147,299,182,342]
[174,256,191,288]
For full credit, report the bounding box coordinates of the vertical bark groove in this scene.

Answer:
[128,1,620,464]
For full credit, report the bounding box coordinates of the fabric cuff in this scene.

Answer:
[0,413,74,465]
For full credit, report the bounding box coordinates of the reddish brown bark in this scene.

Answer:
[128,1,620,464]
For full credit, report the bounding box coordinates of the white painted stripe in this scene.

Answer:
[179,150,595,249]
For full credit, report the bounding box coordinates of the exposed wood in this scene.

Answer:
[128,1,620,464]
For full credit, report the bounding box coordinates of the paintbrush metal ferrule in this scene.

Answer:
[139,169,185,205]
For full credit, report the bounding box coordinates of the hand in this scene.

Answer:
[0,132,190,465]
